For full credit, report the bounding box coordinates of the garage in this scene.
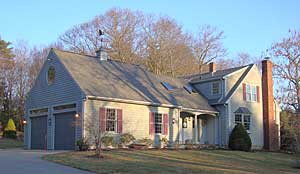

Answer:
[54,111,76,150]
[31,116,47,149]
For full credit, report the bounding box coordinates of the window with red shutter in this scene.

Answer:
[99,108,106,132]
[149,112,155,135]
[117,109,123,133]
[163,114,168,135]
[256,86,260,102]
[242,83,246,101]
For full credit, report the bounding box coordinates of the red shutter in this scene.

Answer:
[163,113,168,135]
[149,112,155,135]
[242,83,246,101]
[99,108,106,132]
[117,109,123,133]
[256,86,260,102]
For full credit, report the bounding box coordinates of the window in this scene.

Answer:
[161,82,175,90]
[53,103,76,110]
[30,108,48,115]
[47,66,55,85]
[154,113,162,133]
[235,114,251,130]
[235,114,242,124]
[245,84,258,102]
[212,82,220,95]
[244,115,251,130]
[106,109,117,132]
[251,86,257,102]
[246,84,251,101]
[184,84,196,94]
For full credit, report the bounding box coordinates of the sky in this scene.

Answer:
[0,0,299,58]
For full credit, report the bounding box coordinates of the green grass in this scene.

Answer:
[0,138,23,149]
[43,150,300,174]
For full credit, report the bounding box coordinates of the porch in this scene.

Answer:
[178,110,218,145]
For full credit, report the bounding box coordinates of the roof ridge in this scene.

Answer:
[51,48,146,68]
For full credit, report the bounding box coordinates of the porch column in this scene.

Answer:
[194,115,198,144]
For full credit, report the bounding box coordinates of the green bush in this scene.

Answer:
[101,136,114,147]
[76,138,89,151]
[3,130,17,139]
[120,133,135,145]
[229,124,252,152]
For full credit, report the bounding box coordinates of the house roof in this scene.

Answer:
[234,107,252,114]
[181,63,255,105]
[182,65,249,83]
[52,49,216,113]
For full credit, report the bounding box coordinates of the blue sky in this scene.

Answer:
[1,0,299,58]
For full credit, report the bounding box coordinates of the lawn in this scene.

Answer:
[0,138,23,149]
[43,150,300,174]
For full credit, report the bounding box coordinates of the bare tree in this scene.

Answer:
[142,16,197,76]
[59,8,144,64]
[270,29,300,111]
[85,114,107,158]
[191,25,227,72]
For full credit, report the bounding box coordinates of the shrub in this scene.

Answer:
[3,130,17,139]
[4,119,17,139]
[5,119,16,131]
[161,137,169,145]
[101,136,114,147]
[138,137,153,147]
[120,133,135,146]
[184,139,193,150]
[229,124,252,152]
[76,138,89,151]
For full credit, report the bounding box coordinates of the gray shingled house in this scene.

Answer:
[24,48,280,150]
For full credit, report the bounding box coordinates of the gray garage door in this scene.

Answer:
[54,112,76,150]
[31,116,47,149]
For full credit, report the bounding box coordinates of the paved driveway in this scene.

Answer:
[0,149,93,174]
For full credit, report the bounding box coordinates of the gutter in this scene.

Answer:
[86,95,218,114]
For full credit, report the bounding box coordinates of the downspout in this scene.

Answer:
[82,96,88,138]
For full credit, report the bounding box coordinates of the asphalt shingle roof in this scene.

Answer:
[52,49,216,112]
[182,65,249,83]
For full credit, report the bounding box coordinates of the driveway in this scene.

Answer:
[0,149,93,174]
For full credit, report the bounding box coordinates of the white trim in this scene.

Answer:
[86,95,218,114]
[53,108,77,114]
[223,65,255,103]
[223,66,248,78]
[105,108,118,133]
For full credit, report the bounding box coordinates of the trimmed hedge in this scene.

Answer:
[229,124,252,152]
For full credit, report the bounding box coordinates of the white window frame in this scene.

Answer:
[245,84,257,102]
[106,108,117,133]
[212,82,220,95]
[154,112,163,134]
[234,113,251,131]
[251,86,257,102]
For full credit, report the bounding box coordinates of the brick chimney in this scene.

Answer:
[262,58,279,151]
[209,62,216,72]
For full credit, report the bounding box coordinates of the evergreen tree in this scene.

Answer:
[0,38,15,132]
[229,124,252,151]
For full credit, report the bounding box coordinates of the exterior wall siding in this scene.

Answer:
[84,99,180,146]
[227,66,264,149]
[193,79,223,101]
[24,50,84,149]
[225,68,246,95]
